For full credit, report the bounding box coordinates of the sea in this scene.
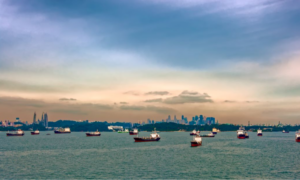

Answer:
[0,131,299,179]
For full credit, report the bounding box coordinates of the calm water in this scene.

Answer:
[0,131,299,179]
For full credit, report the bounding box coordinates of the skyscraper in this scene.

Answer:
[44,113,48,128]
[33,112,36,124]
[41,112,44,126]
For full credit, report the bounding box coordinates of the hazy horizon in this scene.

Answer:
[1,0,300,124]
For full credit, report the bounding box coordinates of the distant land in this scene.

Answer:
[1,120,299,132]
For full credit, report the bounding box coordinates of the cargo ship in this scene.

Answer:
[86,129,101,136]
[257,129,263,136]
[295,131,300,142]
[191,135,202,147]
[190,129,199,136]
[212,128,218,134]
[129,128,138,135]
[237,127,246,139]
[200,132,214,137]
[54,127,71,134]
[7,129,24,136]
[31,129,40,135]
[134,129,160,142]
[118,129,129,133]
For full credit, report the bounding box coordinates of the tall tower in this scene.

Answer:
[41,112,44,126]
[33,112,36,124]
[44,113,48,128]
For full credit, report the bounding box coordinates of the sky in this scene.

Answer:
[1,0,300,124]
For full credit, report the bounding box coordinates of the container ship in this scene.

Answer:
[54,127,71,134]
[257,129,263,136]
[212,128,218,134]
[237,127,246,139]
[31,129,40,135]
[7,129,24,136]
[295,131,300,142]
[200,132,214,138]
[190,129,200,136]
[191,135,202,147]
[134,129,160,142]
[86,130,101,136]
[129,128,138,135]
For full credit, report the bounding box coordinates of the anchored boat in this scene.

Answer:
[54,127,71,134]
[134,129,160,142]
[237,127,246,139]
[31,129,40,135]
[212,128,218,134]
[257,129,263,136]
[7,129,24,136]
[118,129,129,133]
[129,128,138,135]
[200,132,215,137]
[191,135,202,147]
[86,129,101,136]
[245,132,249,139]
[190,129,199,136]
[296,131,300,142]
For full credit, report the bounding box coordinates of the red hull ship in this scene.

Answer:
[296,131,300,142]
[31,130,40,135]
[134,129,160,142]
[86,130,101,136]
[191,135,202,147]
[129,128,138,135]
[237,127,246,139]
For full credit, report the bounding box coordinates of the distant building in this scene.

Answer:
[33,112,37,124]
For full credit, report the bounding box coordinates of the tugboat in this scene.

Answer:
[31,129,40,135]
[245,132,249,139]
[118,129,129,133]
[212,128,218,134]
[190,129,199,136]
[282,130,289,133]
[257,129,263,136]
[54,127,71,134]
[7,129,24,136]
[295,130,300,142]
[200,132,215,137]
[129,128,138,135]
[237,127,246,139]
[134,129,160,142]
[86,129,101,136]
[191,135,202,147]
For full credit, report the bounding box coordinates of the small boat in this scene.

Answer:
[190,129,199,136]
[245,132,249,138]
[295,130,300,142]
[237,127,246,139]
[212,128,218,134]
[191,135,202,147]
[129,128,138,135]
[118,129,129,133]
[282,130,289,133]
[134,129,160,142]
[86,129,101,136]
[54,127,71,134]
[257,129,263,136]
[31,130,40,135]
[46,133,51,135]
[7,129,24,136]
[200,132,215,137]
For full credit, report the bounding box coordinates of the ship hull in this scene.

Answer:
[86,133,101,136]
[245,135,249,138]
[200,135,214,138]
[237,134,245,139]
[257,133,263,136]
[191,141,202,147]
[190,133,198,136]
[54,131,71,134]
[134,137,160,142]
[296,137,300,142]
[31,132,40,135]
[7,133,24,136]
[212,132,217,134]
[129,132,138,135]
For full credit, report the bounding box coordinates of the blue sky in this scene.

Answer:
[0,0,300,124]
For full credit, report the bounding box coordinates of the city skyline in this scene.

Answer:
[1,0,300,124]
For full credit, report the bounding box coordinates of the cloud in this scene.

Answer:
[59,98,77,101]
[123,91,140,96]
[245,101,260,103]
[162,91,213,104]
[145,91,170,95]
[224,100,236,103]
[144,98,163,103]
[120,105,177,113]
[119,102,128,104]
